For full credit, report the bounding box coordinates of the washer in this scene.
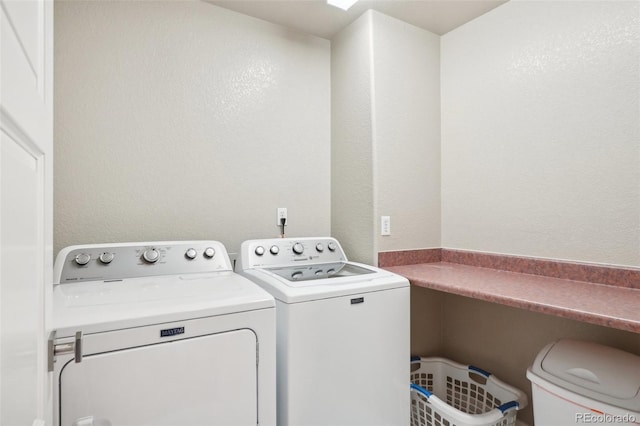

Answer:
[236,237,410,426]
[50,241,276,426]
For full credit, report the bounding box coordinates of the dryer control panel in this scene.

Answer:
[237,237,347,269]
[54,241,232,284]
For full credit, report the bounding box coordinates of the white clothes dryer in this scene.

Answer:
[50,241,276,426]
[236,237,410,426]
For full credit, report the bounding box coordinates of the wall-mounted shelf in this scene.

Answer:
[384,258,640,334]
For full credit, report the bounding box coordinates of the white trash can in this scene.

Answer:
[526,339,640,425]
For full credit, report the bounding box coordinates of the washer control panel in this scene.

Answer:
[239,237,347,269]
[55,241,231,284]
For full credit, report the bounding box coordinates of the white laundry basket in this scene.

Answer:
[410,357,528,426]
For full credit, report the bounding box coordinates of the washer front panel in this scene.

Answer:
[276,288,410,425]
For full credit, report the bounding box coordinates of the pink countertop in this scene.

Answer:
[385,262,640,334]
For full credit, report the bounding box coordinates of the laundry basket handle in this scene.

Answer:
[468,365,491,377]
[497,400,519,413]
[410,383,433,398]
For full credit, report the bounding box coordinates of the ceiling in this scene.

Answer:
[206,0,508,39]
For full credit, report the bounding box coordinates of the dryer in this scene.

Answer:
[50,241,275,426]
[236,237,410,426]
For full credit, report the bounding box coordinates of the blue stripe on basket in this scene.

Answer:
[410,356,421,362]
[498,400,519,413]
[468,364,492,377]
[410,383,433,398]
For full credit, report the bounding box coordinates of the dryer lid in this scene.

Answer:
[53,272,275,337]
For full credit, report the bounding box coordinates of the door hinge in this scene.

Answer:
[48,330,83,372]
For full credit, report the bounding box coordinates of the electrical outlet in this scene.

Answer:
[277,208,288,226]
[381,216,391,236]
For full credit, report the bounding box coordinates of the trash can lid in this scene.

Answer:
[529,339,640,410]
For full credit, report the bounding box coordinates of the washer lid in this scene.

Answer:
[53,272,274,337]
[263,262,376,286]
[240,262,408,303]
[531,339,640,409]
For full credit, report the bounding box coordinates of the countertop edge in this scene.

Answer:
[385,262,640,334]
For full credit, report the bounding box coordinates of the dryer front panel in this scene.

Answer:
[59,329,257,426]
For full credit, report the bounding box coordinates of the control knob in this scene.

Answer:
[327,242,337,252]
[270,245,279,255]
[203,247,215,258]
[142,248,160,263]
[255,246,265,256]
[98,252,114,264]
[185,248,197,260]
[74,253,91,266]
[292,243,304,255]
[316,243,324,252]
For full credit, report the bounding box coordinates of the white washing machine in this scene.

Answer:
[50,241,276,426]
[236,237,410,426]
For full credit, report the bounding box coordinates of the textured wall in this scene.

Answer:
[371,11,441,253]
[441,0,640,267]
[54,0,330,255]
[332,11,441,263]
[331,12,376,264]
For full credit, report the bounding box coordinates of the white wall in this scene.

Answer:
[54,0,330,255]
[441,0,640,267]
[332,11,441,264]
[331,12,376,265]
[437,6,640,421]
[371,12,441,253]
[56,0,638,267]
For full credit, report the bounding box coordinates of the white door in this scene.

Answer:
[59,329,258,426]
[0,0,54,425]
